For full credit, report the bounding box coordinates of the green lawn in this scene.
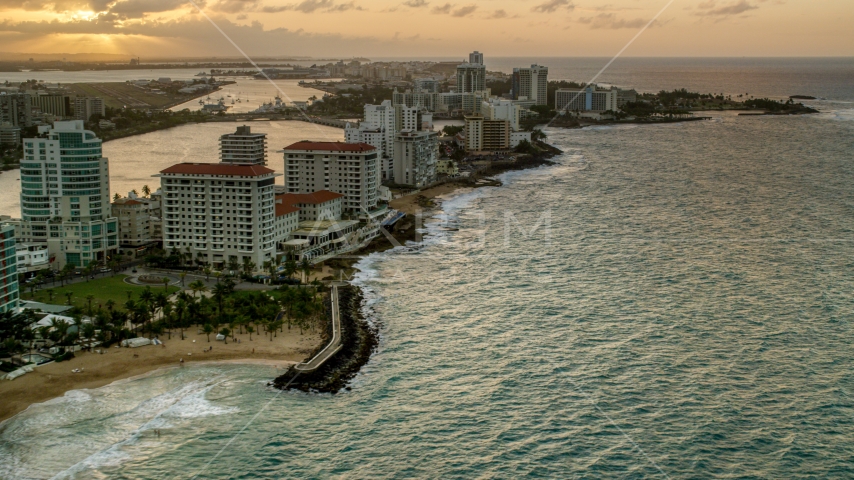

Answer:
[26,275,180,312]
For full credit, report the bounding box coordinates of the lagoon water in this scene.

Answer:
[1,59,854,478]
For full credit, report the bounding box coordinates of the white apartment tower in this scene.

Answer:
[220,125,267,165]
[512,65,549,106]
[469,51,484,65]
[157,163,279,269]
[393,131,438,188]
[18,120,118,267]
[283,142,379,215]
[74,97,105,122]
[345,101,396,180]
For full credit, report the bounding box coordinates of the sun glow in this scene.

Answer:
[71,10,97,21]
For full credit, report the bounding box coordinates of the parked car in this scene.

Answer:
[99,267,111,273]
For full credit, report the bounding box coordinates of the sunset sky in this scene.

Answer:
[0,0,851,58]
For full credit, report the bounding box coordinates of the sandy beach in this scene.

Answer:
[389,183,468,215]
[0,326,322,423]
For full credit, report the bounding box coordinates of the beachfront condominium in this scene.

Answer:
[156,163,279,269]
[393,131,438,188]
[469,51,484,65]
[0,224,20,313]
[463,115,530,152]
[555,85,619,113]
[282,142,379,216]
[512,65,549,106]
[74,97,105,122]
[0,92,33,128]
[220,125,268,165]
[345,101,396,180]
[15,120,118,268]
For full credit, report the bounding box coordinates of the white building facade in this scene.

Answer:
[555,85,620,113]
[512,65,549,106]
[393,131,438,188]
[157,163,279,269]
[220,125,268,165]
[283,142,379,216]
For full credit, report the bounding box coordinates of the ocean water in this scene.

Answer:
[1,60,854,478]
[3,105,854,479]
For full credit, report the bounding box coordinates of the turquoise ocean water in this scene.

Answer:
[1,59,854,478]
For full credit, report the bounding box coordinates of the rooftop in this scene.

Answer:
[160,163,275,176]
[283,141,376,153]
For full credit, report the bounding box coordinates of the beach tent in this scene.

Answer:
[121,337,152,348]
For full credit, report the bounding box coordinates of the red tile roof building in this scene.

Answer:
[282,142,379,215]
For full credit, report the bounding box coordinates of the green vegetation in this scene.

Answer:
[307,86,394,116]
[441,125,464,137]
[28,275,180,312]
[90,108,210,142]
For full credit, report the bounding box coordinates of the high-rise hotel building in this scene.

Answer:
[156,163,279,268]
[512,65,549,106]
[16,121,118,268]
[219,125,268,165]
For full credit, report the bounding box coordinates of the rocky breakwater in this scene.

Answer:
[272,285,377,393]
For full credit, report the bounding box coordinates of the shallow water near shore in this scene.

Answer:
[3,100,854,477]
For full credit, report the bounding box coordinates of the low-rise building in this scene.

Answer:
[15,243,50,275]
[436,159,459,176]
[555,85,619,113]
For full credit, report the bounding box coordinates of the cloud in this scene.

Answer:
[0,0,114,12]
[451,4,476,17]
[260,0,360,13]
[578,13,654,29]
[488,9,506,18]
[531,0,574,13]
[109,0,198,18]
[696,0,758,16]
[429,3,475,16]
[430,3,451,14]
[402,0,428,7]
[209,0,259,14]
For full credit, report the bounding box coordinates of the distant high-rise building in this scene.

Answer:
[32,93,72,118]
[512,65,549,106]
[74,97,105,122]
[456,62,486,94]
[0,224,20,313]
[345,100,396,180]
[469,51,484,65]
[0,92,33,128]
[219,125,267,165]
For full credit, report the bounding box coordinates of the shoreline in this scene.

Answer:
[0,327,321,424]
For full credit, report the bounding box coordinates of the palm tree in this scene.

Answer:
[46,289,54,302]
[179,272,187,287]
[245,324,254,341]
[65,292,73,306]
[188,280,207,298]
[220,327,230,344]
[203,267,211,282]
[113,192,121,201]
[212,282,230,317]
[162,277,171,291]
[203,323,214,342]
[299,258,311,285]
[105,299,116,312]
[227,258,240,276]
[85,294,95,316]
[174,298,187,339]
[142,185,151,197]
[241,258,255,277]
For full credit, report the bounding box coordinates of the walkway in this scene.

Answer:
[294,284,342,373]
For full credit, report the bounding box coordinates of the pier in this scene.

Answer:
[293,284,342,373]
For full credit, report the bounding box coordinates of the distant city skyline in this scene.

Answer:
[0,0,851,58]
